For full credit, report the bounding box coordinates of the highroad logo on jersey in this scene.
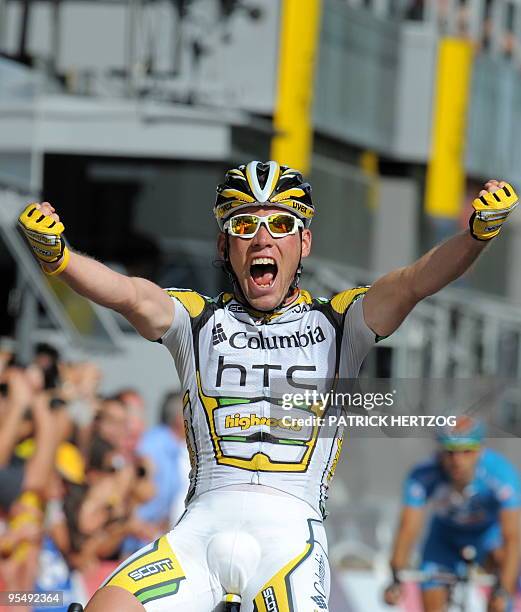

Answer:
[225,412,302,432]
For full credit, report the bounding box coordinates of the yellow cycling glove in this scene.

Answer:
[18,204,69,272]
[470,183,518,241]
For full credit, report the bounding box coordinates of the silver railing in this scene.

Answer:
[304,257,521,382]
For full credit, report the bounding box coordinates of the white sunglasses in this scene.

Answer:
[223,213,303,239]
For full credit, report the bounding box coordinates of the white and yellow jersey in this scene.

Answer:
[159,287,376,518]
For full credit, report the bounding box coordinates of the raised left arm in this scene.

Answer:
[363,180,518,337]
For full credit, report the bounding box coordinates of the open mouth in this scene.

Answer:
[250,257,278,288]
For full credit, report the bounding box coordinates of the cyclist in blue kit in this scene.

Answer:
[384,416,521,612]
[18,162,519,611]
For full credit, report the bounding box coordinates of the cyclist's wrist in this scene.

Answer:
[390,566,402,585]
[41,246,70,276]
[491,583,512,601]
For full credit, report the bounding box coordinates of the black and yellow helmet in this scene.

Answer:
[214,160,315,230]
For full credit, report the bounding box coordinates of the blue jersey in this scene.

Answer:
[403,448,521,531]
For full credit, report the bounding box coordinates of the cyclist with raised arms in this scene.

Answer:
[18,162,518,611]
[384,416,521,612]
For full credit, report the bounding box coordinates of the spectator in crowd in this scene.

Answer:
[121,391,189,555]
[92,397,128,455]
[68,434,156,565]
[116,388,147,459]
[0,367,60,597]
[59,361,102,454]
[33,343,61,390]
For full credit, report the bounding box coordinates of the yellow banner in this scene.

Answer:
[425,38,473,219]
[270,0,322,174]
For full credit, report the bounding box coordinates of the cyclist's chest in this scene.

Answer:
[432,483,497,525]
[195,309,338,394]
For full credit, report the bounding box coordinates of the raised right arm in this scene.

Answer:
[20,202,174,341]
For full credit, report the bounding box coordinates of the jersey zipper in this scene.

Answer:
[258,314,271,485]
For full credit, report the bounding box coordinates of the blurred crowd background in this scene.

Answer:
[0,344,189,609]
[2,0,521,610]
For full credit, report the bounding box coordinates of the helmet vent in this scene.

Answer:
[245,160,280,203]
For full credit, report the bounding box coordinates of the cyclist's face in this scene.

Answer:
[440,448,480,484]
[218,207,312,311]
